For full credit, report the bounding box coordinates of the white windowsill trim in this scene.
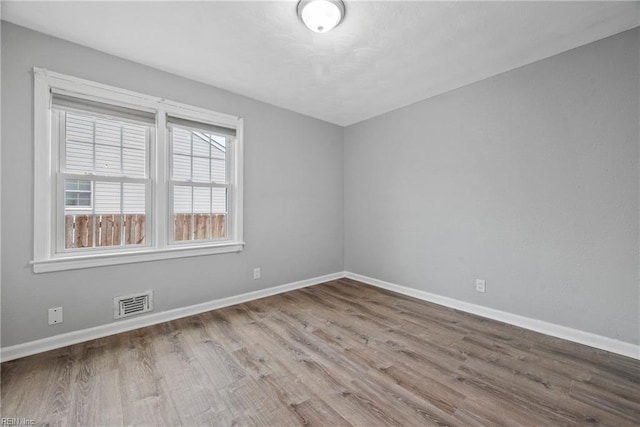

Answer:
[31,242,245,273]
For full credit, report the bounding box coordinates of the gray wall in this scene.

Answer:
[1,22,344,347]
[2,22,638,349]
[344,29,640,344]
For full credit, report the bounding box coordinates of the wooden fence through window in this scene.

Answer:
[64,213,226,249]
[65,214,146,249]
[174,214,226,241]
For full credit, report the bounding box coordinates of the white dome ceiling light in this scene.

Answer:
[297,0,345,33]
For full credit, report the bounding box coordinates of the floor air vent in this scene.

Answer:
[114,291,153,319]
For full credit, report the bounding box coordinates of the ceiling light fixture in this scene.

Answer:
[297,0,345,33]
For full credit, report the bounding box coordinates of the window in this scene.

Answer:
[168,119,233,243]
[54,105,151,250]
[33,68,244,273]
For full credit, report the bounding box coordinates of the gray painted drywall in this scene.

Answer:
[344,28,640,345]
[1,22,344,348]
[2,21,638,350]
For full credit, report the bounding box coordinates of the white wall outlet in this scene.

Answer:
[475,279,486,293]
[253,267,261,279]
[48,307,63,325]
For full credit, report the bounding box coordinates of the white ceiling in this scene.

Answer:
[2,1,639,126]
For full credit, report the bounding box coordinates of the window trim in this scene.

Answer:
[32,68,244,273]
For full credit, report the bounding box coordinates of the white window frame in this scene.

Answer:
[168,123,232,244]
[55,110,153,254]
[32,68,244,273]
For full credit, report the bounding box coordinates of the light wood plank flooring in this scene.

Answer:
[2,278,639,426]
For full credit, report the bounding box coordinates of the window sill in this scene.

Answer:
[31,242,245,273]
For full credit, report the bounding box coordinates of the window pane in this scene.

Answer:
[123,124,146,150]
[212,187,227,213]
[66,140,94,173]
[212,213,226,239]
[65,180,79,191]
[96,214,121,247]
[193,187,211,214]
[66,113,93,143]
[211,158,226,184]
[122,183,146,246]
[173,186,192,214]
[192,132,211,157]
[94,182,121,214]
[211,137,227,184]
[123,183,145,214]
[95,119,121,146]
[213,188,226,239]
[64,214,94,249]
[172,127,191,155]
[172,185,225,241]
[95,144,121,174]
[173,186,192,241]
[211,135,226,147]
[173,154,191,180]
[78,193,91,206]
[123,148,145,177]
[192,187,210,240]
[192,157,210,182]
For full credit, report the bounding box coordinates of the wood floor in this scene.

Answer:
[1,278,639,426]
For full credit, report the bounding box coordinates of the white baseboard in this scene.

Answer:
[345,272,640,360]
[4,271,638,362]
[0,271,345,362]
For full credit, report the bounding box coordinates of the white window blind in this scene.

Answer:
[52,92,155,124]
[167,115,236,138]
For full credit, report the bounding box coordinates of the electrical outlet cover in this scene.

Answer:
[48,307,63,325]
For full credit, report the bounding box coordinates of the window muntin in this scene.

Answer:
[170,125,230,242]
